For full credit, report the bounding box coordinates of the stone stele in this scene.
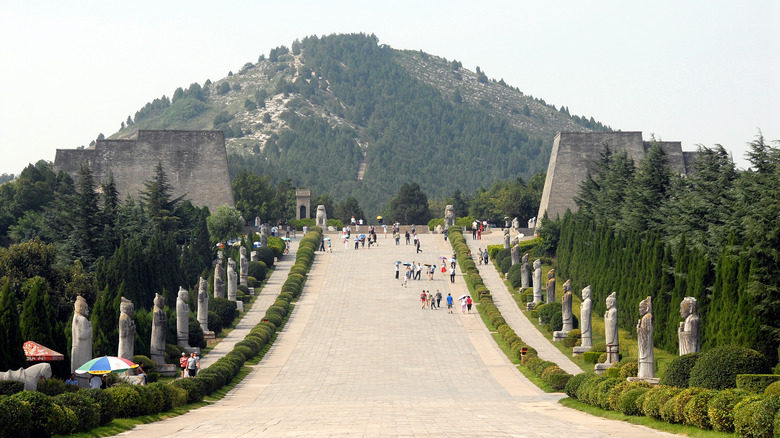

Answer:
[71,295,93,373]
[510,244,520,266]
[637,296,654,378]
[176,287,190,349]
[679,296,701,355]
[150,293,167,365]
[503,229,510,249]
[117,297,135,360]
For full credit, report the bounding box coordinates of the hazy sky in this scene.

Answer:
[1,1,778,175]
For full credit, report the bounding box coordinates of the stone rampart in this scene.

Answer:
[54,130,234,212]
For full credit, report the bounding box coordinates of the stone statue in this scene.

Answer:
[117,297,135,360]
[528,217,536,229]
[532,259,543,304]
[259,224,268,248]
[250,250,258,262]
[150,293,166,365]
[0,363,52,391]
[580,285,593,348]
[510,244,520,266]
[316,204,328,228]
[239,246,248,287]
[604,292,619,364]
[637,296,654,378]
[679,296,701,355]
[512,217,520,230]
[197,277,209,332]
[546,269,556,303]
[214,262,225,299]
[561,280,573,332]
[71,295,92,373]
[176,286,190,349]
[227,259,237,301]
[503,229,510,249]
[521,253,530,288]
[444,205,456,228]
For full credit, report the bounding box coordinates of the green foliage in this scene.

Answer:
[707,388,749,432]
[642,386,680,420]
[0,395,31,437]
[388,182,431,224]
[105,385,143,418]
[564,372,592,398]
[11,390,58,437]
[619,361,638,379]
[248,261,267,283]
[733,395,780,438]
[618,387,650,416]
[689,346,771,390]
[209,297,239,329]
[207,205,244,243]
[660,353,700,388]
[53,391,100,432]
[79,387,117,425]
[765,381,780,396]
[0,380,24,395]
[0,281,26,370]
[736,374,780,394]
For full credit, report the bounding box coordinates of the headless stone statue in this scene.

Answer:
[637,296,654,378]
[240,246,248,287]
[250,250,258,262]
[227,259,237,301]
[444,205,456,228]
[503,229,510,249]
[512,217,520,230]
[679,296,701,355]
[532,259,542,305]
[150,293,166,365]
[197,277,209,332]
[260,224,268,248]
[510,244,520,266]
[521,253,530,288]
[604,292,619,364]
[214,262,225,299]
[176,287,190,349]
[71,296,93,373]
[316,204,328,228]
[117,297,135,360]
[580,286,593,348]
[546,269,556,303]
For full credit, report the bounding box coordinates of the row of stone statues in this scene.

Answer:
[71,274,222,373]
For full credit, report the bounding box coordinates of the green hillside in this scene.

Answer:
[111,33,610,214]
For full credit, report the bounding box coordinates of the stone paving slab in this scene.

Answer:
[119,233,677,437]
[462,231,583,375]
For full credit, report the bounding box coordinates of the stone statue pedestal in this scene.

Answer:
[626,376,660,385]
[203,330,216,343]
[572,346,592,356]
[236,301,244,312]
[594,362,615,374]
[157,364,178,377]
[248,287,255,296]
[552,330,570,342]
[526,302,537,310]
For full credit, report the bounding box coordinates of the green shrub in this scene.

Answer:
[53,403,77,436]
[660,352,700,388]
[733,395,780,438]
[208,310,223,334]
[541,366,571,390]
[736,374,780,394]
[278,292,294,302]
[567,329,581,339]
[264,312,283,327]
[591,342,607,353]
[170,377,205,403]
[11,390,58,437]
[538,302,561,325]
[595,378,622,409]
[689,345,771,390]
[618,387,650,416]
[136,383,166,413]
[148,382,173,412]
[105,385,143,418]
[248,261,267,282]
[683,389,717,429]
[0,380,24,395]
[577,375,610,406]
[660,396,678,424]
[549,312,563,331]
[210,297,239,329]
[37,377,68,396]
[507,264,523,288]
[234,343,256,359]
[52,391,100,432]
[564,372,592,398]
[267,305,287,318]
[708,388,749,432]
[0,395,31,437]
[255,247,275,267]
[666,387,705,424]
[605,367,620,378]
[169,384,187,407]
[765,381,780,396]
[583,351,601,364]
[273,299,290,313]
[642,386,679,419]
[619,361,638,379]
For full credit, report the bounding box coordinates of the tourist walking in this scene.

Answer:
[446,293,454,313]
[429,291,436,310]
[394,231,400,245]
[405,231,410,245]
[416,240,422,253]
[435,290,442,308]
[179,352,188,378]
[421,291,427,309]
[415,263,422,280]
[187,352,200,377]
[477,248,483,265]
[449,266,456,283]
[461,297,467,314]
[467,296,473,314]
[395,263,400,280]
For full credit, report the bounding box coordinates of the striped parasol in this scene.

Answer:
[75,356,137,375]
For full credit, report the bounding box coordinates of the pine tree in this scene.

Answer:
[20,277,55,348]
[140,162,183,233]
[91,285,119,357]
[0,281,26,370]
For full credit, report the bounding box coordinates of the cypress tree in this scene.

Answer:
[0,281,27,370]
[91,285,120,357]
[19,277,55,348]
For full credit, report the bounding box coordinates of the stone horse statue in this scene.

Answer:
[0,363,52,391]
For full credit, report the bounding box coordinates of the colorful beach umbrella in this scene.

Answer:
[75,356,137,375]
[23,341,64,362]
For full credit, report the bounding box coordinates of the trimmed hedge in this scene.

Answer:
[708,388,749,432]
[736,374,780,394]
[689,346,772,390]
[659,352,700,388]
[0,395,32,437]
[733,395,780,438]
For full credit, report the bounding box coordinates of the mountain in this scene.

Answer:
[110,33,610,215]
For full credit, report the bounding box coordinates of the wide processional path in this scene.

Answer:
[120,230,676,437]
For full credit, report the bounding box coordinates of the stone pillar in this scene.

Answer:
[150,293,166,365]
[637,296,654,378]
[117,297,135,360]
[227,259,237,302]
[239,246,248,287]
[679,296,701,355]
[510,244,520,266]
[176,287,190,349]
[70,296,92,374]
[503,229,510,249]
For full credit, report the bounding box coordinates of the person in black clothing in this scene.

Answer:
[405,231,410,245]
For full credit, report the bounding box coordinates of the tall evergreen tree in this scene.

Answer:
[0,281,26,370]
[140,162,183,233]
[91,284,121,357]
[619,144,671,233]
[19,277,55,348]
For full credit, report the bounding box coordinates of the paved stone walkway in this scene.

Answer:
[463,231,583,375]
[120,232,676,437]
